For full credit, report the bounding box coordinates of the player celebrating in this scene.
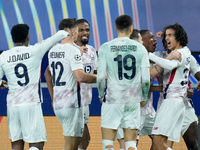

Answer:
[149,23,191,150]
[0,24,69,150]
[73,19,97,150]
[47,18,96,150]
[97,15,150,150]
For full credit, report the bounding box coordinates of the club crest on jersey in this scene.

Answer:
[74,54,81,61]
[90,53,95,60]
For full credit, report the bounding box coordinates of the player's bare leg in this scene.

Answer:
[117,138,125,150]
[152,135,169,150]
[11,140,24,150]
[29,142,44,150]
[124,128,138,150]
[183,121,199,150]
[78,124,90,149]
[101,128,117,149]
[166,140,174,148]
[64,136,81,150]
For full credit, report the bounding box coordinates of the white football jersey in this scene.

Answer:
[149,46,191,99]
[97,37,150,104]
[0,30,68,106]
[74,43,97,106]
[48,43,83,110]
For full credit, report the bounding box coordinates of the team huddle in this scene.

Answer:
[0,14,199,150]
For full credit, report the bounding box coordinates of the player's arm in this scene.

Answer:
[44,66,53,101]
[149,52,180,71]
[73,69,96,83]
[149,85,163,92]
[150,50,181,77]
[0,64,7,89]
[97,46,106,99]
[0,80,7,89]
[141,51,150,102]
[36,30,70,58]
[189,55,200,90]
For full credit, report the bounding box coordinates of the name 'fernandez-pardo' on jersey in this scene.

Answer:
[110,45,137,52]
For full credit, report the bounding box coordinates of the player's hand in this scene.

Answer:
[79,46,88,56]
[186,88,194,98]
[196,81,200,91]
[99,98,103,103]
[140,101,146,108]
[156,31,163,39]
[166,50,181,60]
[0,80,8,89]
[64,28,71,36]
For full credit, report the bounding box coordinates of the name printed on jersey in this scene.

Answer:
[110,45,137,52]
[7,53,30,63]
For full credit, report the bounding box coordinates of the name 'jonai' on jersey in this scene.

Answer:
[110,45,137,52]
[7,53,30,63]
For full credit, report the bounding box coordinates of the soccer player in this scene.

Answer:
[154,31,199,150]
[0,24,69,150]
[115,28,144,150]
[47,18,96,150]
[73,19,97,150]
[97,15,150,150]
[148,23,191,150]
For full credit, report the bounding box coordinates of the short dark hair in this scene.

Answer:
[115,15,133,31]
[162,23,188,49]
[139,30,150,37]
[77,19,90,26]
[11,24,29,43]
[130,29,140,39]
[58,18,77,30]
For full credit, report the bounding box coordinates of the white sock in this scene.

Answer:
[120,149,125,150]
[125,141,137,150]
[102,139,114,150]
[166,148,172,150]
[29,147,39,150]
[78,149,85,150]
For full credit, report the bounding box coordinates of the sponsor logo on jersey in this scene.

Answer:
[154,127,158,130]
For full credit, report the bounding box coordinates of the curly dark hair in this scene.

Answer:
[162,23,188,50]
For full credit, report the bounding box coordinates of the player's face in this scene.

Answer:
[77,22,90,45]
[165,29,180,51]
[142,31,157,53]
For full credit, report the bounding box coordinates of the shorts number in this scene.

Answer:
[51,61,66,86]
[14,63,29,86]
[114,54,136,80]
